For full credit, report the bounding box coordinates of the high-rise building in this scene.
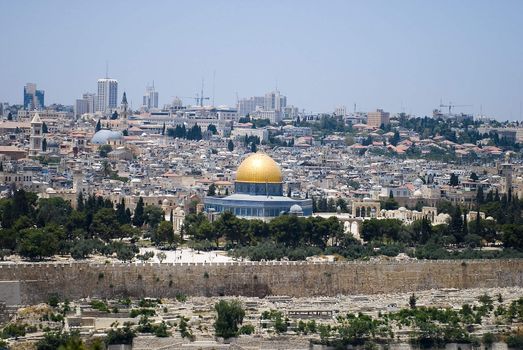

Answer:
[237,90,287,123]
[75,92,96,117]
[83,93,96,113]
[96,79,118,113]
[334,106,347,116]
[238,96,265,117]
[143,84,159,110]
[367,109,390,128]
[75,99,89,117]
[23,83,45,110]
[264,90,286,112]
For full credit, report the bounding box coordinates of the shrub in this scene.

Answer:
[238,324,255,335]
[47,294,60,308]
[105,326,135,345]
[214,300,245,338]
[175,293,187,302]
[129,308,156,318]
[90,300,110,313]
[1,323,26,338]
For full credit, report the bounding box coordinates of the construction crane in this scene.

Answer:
[178,79,210,107]
[178,94,209,107]
[439,101,472,115]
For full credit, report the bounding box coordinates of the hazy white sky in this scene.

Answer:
[1,0,522,119]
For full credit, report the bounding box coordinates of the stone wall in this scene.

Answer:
[0,260,521,305]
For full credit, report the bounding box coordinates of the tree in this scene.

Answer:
[70,239,94,260]
[111,111,119,120]
[214,211,247,245]
[77,192,85,212]
[193,220,217,244]
[95,119,101,132]
[7,112,12,121]
[207,124,217,134]
[269,215,303,247]
[449,206,464,242]
[411,218,432,244]
[132,197,145,227]
[101,160,112,177]
[476,186,484,205]
[214,300,245,339]
[41,138,47,152]
[105,325,136,345]
[36,197,73,227]
[99,145,112,158]
[449,173,459,187]
[409,293,417,309]
[161,123,166,135]
[390,131,400,146]
[154,221,175,246]
[115,199,130,225]
[42,122,48,133]
[470,172,479,181]
[157,251,167,263]
[207,183,216,196]
[144,205,164,229]
[17,227,59,260]
[90,208,119,241]
[250,142,257,153]
[227,139,234,152]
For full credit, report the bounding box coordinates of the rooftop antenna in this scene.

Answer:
[105,61,109,79]
[212,70,216,106]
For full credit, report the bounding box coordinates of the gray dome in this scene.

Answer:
[91,129,123,145]
[289,204,303,215]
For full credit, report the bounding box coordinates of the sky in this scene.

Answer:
[0,0,522,119]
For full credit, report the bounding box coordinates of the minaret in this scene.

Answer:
[29,113,43,157]
[72,164,84,193]
[120,92,128,130]
[500,152,513,194]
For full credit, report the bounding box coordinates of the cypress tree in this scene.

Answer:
[133,197,145,227]
[116,199,128,224]
[77,192,85,212]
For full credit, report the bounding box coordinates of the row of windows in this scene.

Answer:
[4,176,32,182]
[235,183,282,196]
[205,204,291,217]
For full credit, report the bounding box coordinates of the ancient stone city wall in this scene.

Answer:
[0,259,521,305]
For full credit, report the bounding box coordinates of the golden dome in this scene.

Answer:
[236,153,283,183]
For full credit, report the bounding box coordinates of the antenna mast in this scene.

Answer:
[212,70,216,106]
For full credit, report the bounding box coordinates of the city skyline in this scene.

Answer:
[1,0,523,119]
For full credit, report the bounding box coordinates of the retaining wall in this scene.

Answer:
[0,259,521,305]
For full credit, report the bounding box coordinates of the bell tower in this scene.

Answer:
[29,113,43,157]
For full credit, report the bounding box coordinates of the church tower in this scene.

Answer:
[29,113,43,157]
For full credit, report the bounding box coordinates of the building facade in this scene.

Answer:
[367,109,390,128]
[23,83,45,110]
[143,84,159,110]
[96,78,118,113]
